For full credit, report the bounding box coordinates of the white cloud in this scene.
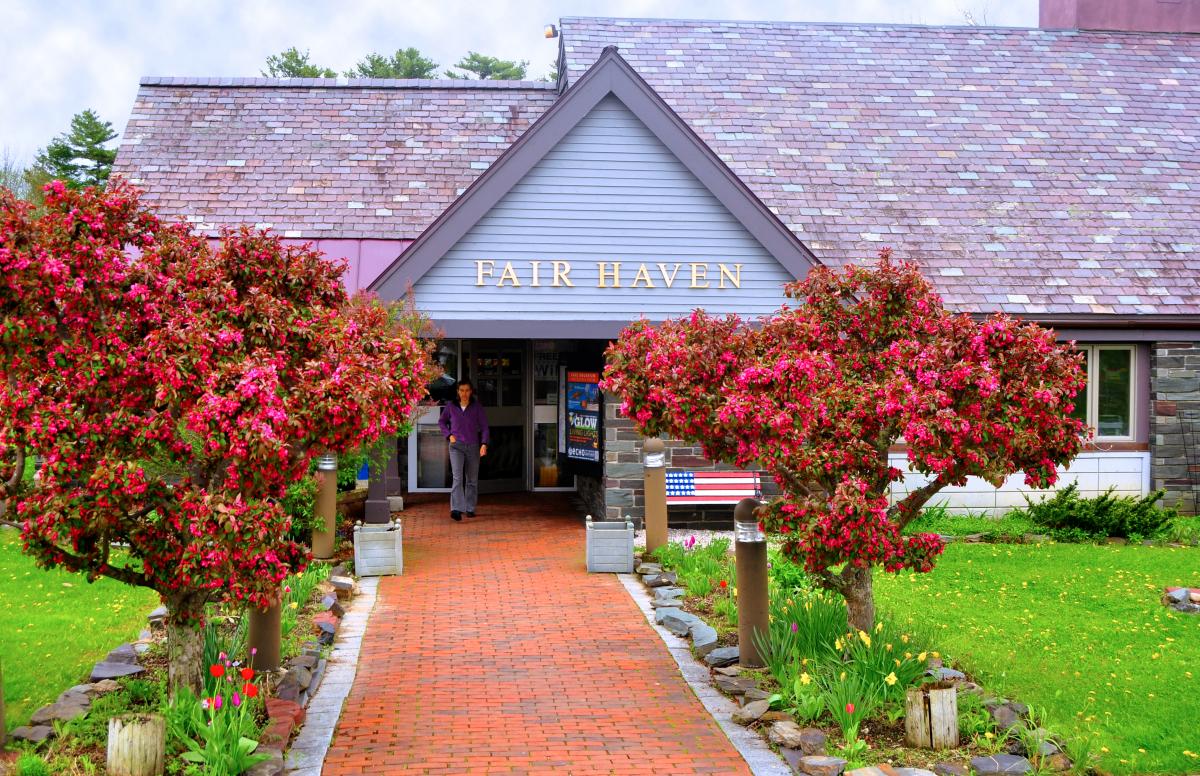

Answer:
[0,0,1037,164]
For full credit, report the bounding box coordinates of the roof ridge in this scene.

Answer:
[138,76,557,90]
[559,15,1200,37]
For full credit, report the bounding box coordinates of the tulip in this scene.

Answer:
[210,664,225,678]
[846,702,855,715]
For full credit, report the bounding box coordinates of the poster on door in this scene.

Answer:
[565,371,601,463]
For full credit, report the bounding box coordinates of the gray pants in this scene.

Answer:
[449,441,480,513]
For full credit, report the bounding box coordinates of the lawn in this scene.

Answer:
[876,541,1200,775]
[0,527,157,730]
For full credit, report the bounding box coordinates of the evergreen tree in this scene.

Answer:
[346,47,438,78]
[30,109,117,189]
[445,52,528,80]
[263,47,336,78]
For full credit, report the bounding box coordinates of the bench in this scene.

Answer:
[665,469,762,505]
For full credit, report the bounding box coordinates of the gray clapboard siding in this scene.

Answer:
[413,95,795,322]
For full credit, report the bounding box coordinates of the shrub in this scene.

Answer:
[15,754,50,776]
[1021,484,1177,541]
[282,562,330,638]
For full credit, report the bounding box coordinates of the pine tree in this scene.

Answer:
[445,52,528,80]
[263,47,336,78]
[30,110,118,189]
[346,48,438,79]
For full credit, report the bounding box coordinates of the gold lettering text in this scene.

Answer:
[475,260,496,286]
[631,263,655,288]
[718,263,742,289]
[497,261,521,287]
[529,260,542,287]
[597,262,622,288]
[656,263,681,288]
[552,260,574,287]
[689,263,710,288]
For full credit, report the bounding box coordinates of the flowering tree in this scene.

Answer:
[0,182,430,692]
[602,253,1088,630]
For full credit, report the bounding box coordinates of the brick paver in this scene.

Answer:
[322,494,751,775]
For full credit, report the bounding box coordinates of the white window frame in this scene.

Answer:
[1075,344,1136,442]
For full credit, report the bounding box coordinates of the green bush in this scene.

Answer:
[282,476,320,540]
[15,754,50,776]
[1020,484,1177,541]
[337,449,367,492]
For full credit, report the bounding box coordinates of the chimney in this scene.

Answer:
[1040,0,1200,33]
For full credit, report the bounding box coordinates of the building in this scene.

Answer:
[113,0,1200,523]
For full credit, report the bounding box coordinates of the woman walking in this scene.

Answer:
[438,379,490,521]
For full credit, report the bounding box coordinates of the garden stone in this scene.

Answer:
[760,710,792,722]
[970,754,1032,774]
[654,607,701,637]
[106,643,139,664]
[90,660,146,681]
[653,585,684,599]
[147,605,168,626]
[796,727,827,755]
[1022,534,1051,544]
[635,562,662,575]
[1008,700,1029,715]
[731,698,770,725]
[275,672,303,703]
[329,562,348,578]
[704,646,740,667]
[31,695,91,725]
[713,665,742,677]
[932,764,969,776]
[767,719,808,749]
[322,593,346,618]
[962,533,986,543]
[245,750,284,776]
[133,641,152,655]
[288,654,319,670]
[644,571,677,587]
[846,768,901,776]
[287,666,314,691]
[329,575,356,599]
[690,623,719,657]
[895,770,938,776]
[744,688,771,701]
[1165,587,1189,603]
[10,725,54,743]
[715,674,757,695]
[1037,739,1062,757]
[798,755,848,776]
[1043,754,1072,772]
[928,666,966,681]
[91,678,122,694]
[957,681,983,695]
[989,703,1021,730]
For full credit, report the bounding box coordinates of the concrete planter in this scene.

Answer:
[585,516,634,573]
[353,520,403,576]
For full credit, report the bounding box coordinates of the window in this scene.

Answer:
[1071,345,1134,440]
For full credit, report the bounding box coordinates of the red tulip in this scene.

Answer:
[209,664,225,678]
[846,702,855,715]
[243,682,259,698]
[719,580,728,589]
[240,667,254,681]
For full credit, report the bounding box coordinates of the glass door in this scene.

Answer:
[408,340,461,492]
[530,342,575,491]
[467,341,526,493]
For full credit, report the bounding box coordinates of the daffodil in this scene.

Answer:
[884,672,898,686]
[900,634,909,644]
[875,621,883,633]
[917,651,927,662]
[858,630,871,647]
[800,672,811,685]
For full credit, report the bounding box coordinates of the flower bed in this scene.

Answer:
[643,538,1082,776]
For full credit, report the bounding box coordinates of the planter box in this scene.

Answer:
[586,516,634,573]
[353,520,403,577]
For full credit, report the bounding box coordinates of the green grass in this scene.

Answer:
[0,527,157,730]
[876,541,1200,775]
[903,507,1037,539]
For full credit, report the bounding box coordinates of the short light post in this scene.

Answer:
[734,497,768,669]
[311,453,338,560]
[247,597,282,672]
[642,438,667,557]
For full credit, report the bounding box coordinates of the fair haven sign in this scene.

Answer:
[474,260,745,289]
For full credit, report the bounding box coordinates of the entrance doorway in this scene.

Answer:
[406,339,579,494]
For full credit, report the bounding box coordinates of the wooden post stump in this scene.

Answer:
[905,682,958,750]
[107,713,165,776]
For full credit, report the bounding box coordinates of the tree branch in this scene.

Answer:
[5,445,25,492]
[889,474,950,529]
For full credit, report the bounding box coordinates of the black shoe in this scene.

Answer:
[451,510,462,521]
[466,511,476,518]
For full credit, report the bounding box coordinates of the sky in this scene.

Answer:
[0,0,1038,165]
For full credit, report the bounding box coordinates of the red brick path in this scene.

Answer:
[322,494,751,775]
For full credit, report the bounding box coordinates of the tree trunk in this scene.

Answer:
[165,598,205,698]
[842,565,876,633]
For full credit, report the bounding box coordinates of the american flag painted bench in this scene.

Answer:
[665,469,762,505]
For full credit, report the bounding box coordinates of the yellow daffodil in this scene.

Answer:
[800,672,812,685]
[840,671,847,681]
[932,651,940,658]
[835,637,844,650]
[894,658,901,667]
[875,621,884,633]
[858,630,871,647]
[900,634,909,644]
[918,652,927,662]
[885,672,898,686]
[904,651,912,659]
[885,643,893,651]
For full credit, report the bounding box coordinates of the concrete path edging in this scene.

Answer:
[283,576,380,776]
[618,573,793,776]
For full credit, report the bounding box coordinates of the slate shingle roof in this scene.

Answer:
[114,19,1200,317]
[560,17,1200,317]
[114,79,557,238]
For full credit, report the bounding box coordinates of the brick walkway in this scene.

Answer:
[321,494,751,775]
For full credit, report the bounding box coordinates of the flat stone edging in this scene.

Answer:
[283,576,380,776]
[618,573,792,776]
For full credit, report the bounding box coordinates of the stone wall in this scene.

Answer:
[1150,341,1200,514]
[603,401,762,527]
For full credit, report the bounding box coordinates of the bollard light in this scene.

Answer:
[311,452,338,560]
[643,438,668,557]
[734,497,768,669]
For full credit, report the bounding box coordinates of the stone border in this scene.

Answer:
[283,576,379,776]
[618,573,792,776]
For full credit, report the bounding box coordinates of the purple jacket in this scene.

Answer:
[438,399,491,445]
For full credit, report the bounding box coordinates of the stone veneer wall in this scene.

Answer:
[1151,341,1200,514]
[603,401,764,528]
